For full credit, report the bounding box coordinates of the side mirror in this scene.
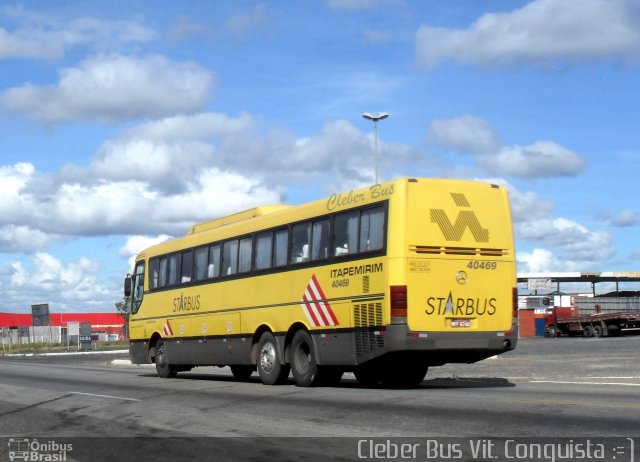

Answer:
[124,274,132,297]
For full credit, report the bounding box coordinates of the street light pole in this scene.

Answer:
[362,112,389,184]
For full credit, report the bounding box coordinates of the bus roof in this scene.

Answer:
[188,205,292,234]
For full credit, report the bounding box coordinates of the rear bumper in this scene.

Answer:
[381,324,518,365]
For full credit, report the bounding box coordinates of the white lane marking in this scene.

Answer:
[531,380,640,387]
[70,391,140,402]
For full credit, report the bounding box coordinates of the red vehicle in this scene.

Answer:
[545,303,640,337]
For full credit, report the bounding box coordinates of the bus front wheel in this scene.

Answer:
[257,332,290,385]
[155,339,177,378]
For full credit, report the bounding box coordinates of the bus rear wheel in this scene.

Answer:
[257,332,290,385]
[155,339,177,378]
[230,365,255,381]
[380,355,428,388]
[354,363,382,386]
[291,330,321,387]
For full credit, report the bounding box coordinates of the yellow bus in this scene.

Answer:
[125,177,517,387]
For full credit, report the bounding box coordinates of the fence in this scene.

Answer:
[1,326,63,350]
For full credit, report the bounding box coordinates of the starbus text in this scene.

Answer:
[425,295,497,316]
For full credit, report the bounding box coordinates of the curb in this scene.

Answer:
[108,359,154,367]
[3,349,130,357]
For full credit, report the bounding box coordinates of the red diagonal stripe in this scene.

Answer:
[302,292,321,326]
[310,296,330,326]
[309,275,338,325]
[311,274,327,299]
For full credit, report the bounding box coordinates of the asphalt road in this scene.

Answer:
[0,337,638,461]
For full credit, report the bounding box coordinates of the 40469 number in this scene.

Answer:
[467,261,497,270]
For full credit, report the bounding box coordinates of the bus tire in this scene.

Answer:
[354,363,382,386]
[257,332,289,385]
[317,367,344,386]
[155,339,177,378]
[291,330,320,387]
[230,365,255,381]
[380,355,428,388]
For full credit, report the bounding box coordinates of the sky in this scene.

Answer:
[0,0,639,313]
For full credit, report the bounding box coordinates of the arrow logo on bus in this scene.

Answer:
[430,192,489,242]
[300,274,339,327]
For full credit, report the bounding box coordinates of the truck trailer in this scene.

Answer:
[545,295,640,337]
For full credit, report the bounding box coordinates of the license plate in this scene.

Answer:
[451,319,471,328]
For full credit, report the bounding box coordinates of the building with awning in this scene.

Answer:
[518,272,640,295]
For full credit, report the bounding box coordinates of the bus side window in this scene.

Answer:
[311,219,330,260]
[359,207,385,252]
[194,247,208,281]
[208,244,221,278]
[181,250,193,283]
[222,240,239,275]
[167,253,181,286]
[255,231,273,270]
[158,257,167,288]
[291,222,311,263]
[273,228,288,267]
[149,258,160,289]
[334,211,359,256]
[239,237,253,273]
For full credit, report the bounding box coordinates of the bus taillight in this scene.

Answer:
[512,287,518,319]
[390,285,408,324]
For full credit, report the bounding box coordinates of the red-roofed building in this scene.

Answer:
[0,312,126,344]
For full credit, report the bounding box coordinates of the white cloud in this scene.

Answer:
[503,184,555,223]
[120,235,172,269]
[223,4,268,37]
[169,5,267,43]
[0,7,155,60]
[428,117,586,178]
[0,26,63,59]
[0,160,281,238]
[0,54,213,124]
[0,162,33,196]
[0,225,54,253]
[362,29,393,44]
[416,0,640,70]
[428,115,501,154]
[503,182,616,271]
[0,112,430,260]
[4,252,111,309]
[516,217,615,262]
[478,141,586,178]
[517,248,561,272]
[611,209,638,227]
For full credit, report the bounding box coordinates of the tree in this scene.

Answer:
[115,297,130,338]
